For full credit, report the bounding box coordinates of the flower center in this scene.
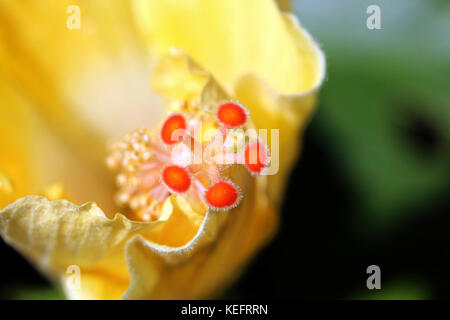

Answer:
[107,101,268,222]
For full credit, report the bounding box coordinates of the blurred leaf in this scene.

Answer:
[296,0,450,228]
[353,279,430,300]
[8,285,66,300]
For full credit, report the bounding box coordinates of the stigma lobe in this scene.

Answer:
[244,141,269,174]
[162,165,191,193]
[161,114,187,144]
[205,180,240,210]
[217,102,248,128]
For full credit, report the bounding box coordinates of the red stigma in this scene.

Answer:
[205,180,240,210]
[162,165,191,193]
[161,114,187,144]
[217,102,247,128]
[244,142,269,174]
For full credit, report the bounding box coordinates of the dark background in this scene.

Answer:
[1,0,449,299]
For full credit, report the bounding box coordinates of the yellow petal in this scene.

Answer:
[0,0,163,211]
[0,0,161,140]
[151,49,229,111]
[151,48,209,102]
[0,193,206,299]
[0,77,119,214]
[0,164,276,300]
[235,14,324,203]
[132,0,323,95]
[0,169,15,207]
[0,81,32,208]
[124,174,277,299]
[0,196,135,299]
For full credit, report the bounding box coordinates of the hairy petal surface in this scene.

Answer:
[0,196,142,299]
[0,194,213,299]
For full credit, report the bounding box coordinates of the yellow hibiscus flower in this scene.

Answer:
[0,0,325,299]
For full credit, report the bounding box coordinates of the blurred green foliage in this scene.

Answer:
[317,48,450,227]
[296,0,450,228]
[354,279,430,300]
[7,285,65,300]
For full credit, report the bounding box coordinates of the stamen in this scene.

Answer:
[244,141,269,174]
[162,165,191,193]
[108,100,257,221]
[161,114,187,144]
[107,128,172,221]
[205,180,240,210]
[217,102,248,128]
